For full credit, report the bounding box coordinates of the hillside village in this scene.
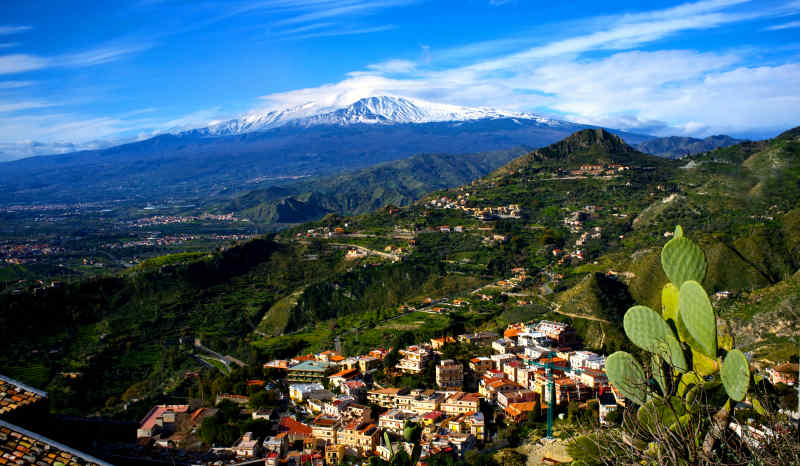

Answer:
[1,129,799,465]
[4,312,794,466]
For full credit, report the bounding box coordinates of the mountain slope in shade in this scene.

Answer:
[635,134,741,158]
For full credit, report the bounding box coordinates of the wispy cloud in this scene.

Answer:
[0,26,32,36]
[280,24,395,40]
[766,20,800,30]
[273,0,413,26]
[56,43,154,67]
[0,80,34,89]
[277,22,335,35]
[366,59,416,73]
[0,43,19,49]
[0,100,53,113]
[0,54,48,75]
[0,42,153,75]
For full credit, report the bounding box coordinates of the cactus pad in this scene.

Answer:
[662,283,679,323]
[606,351,648,406]
[651,354,667,396]
[624,305,687,372]
[721,349,750,402]
[623,305,673,351]
[661,236,706,287]
[678,280,717,358]
[637,396,686,432]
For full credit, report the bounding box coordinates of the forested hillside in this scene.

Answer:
[2,127,798,416]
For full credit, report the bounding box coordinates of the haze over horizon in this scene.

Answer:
[1,0,800,160]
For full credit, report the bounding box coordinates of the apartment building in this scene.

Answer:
[378,409,418,433]
[338,421,380,456]
[310,416,340,445]
[367,387,409,408]
[440,392,481,416]
[396,346,432,374]
[469,357,493,374]
[396,389,444,414]
[436,360,463,389]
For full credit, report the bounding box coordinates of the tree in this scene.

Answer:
[248,390,279,410]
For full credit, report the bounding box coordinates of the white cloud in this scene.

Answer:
[365,59,416,73]
[0,54,48,75]
[0,42,152,76]
[160,107,224,131]
[252,0,799,137]
[278,24,395,40]
[56,43,153,67]
[0,26,32,36]
[0,100,53,113]
[0,80,34,89]
[272,0,415,26]
[765,20,800,30]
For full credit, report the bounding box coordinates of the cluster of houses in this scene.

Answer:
[425,195,521,221]
[560,164,630,178]
[124,320,800,465]
[239,320,626,465]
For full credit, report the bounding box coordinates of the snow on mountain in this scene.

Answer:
[189,96,563,137]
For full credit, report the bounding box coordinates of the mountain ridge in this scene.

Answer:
[634,134,741,158]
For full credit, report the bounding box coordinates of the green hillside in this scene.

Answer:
[223,148,526,225]
[3,127,798,416]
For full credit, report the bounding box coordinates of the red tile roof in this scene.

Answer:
[280,417,312,436]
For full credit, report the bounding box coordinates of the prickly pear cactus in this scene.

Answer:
[623,305,673,351]
[677,280,717,358]
[721,349,750,402]
[605,226,753,417]
[661,235,706,287]
[661,283,679,322]
[606,351,648,406]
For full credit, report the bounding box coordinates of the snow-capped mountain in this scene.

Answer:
[190,96,562,137]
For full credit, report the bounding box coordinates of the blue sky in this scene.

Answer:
[0,0,799,159]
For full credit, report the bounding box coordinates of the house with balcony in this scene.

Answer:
[367,387,410,408]
[440,392,482,416]
[436,360,463,389]
[288,360,337,383]
[396,346,433,374]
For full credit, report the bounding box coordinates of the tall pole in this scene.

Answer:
[546,365,554,439]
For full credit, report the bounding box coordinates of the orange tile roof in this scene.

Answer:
[506,401,538,415]
[139,405,189,431]
[329,368,359,379]
[280,417,312,436]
